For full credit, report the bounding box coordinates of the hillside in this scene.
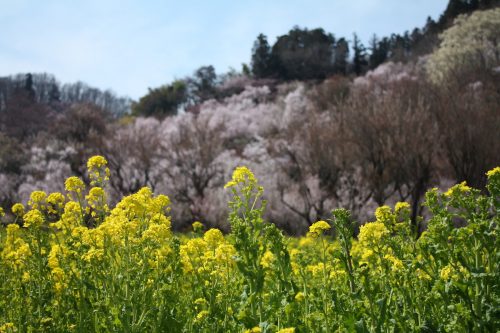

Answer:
[0,2,499,232]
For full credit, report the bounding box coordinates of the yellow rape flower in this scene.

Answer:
[22,271,31,283]
[46,192,65,214]
[154,245,173,265]
[180,238,207,273]
[298,237,313,247]
[440,263,469,282]
[23,209,44,228]
[87,155,110,186]
[4,243,31,270]
[81,248,104,262]
[277,328,295,333]
[4,223,19,238]
[244,327,262,333]
[444,181,471,197]
[195,310,209,322]
[260,250,275,268]
[47,192,65,205]
[203,228,224,248]
[358,221,389,247]
[0,323,16,333]
[52,201,83,232]
[416,268,432,281]
[224,166,256,188]
[86,187,107,211]
[152,194,170,213]
[28,191,47,209]
[384,254,403,272]
[486,167,500,195]
[54,281,65,294]
[440,265,453,280]
[486,166,500,178]
[308,220,331,237]
[1,224,31,271]
[374,205,392,222]
[87,155,107,170]
[192,221,204,233]
[330,269,346,279]
[65,176,85,193]
[360,248,375,263]
[307,262,329,277]
[295,292,305,302]
[48,244,62,270]
[47,245,67,293]
[214,243,236,265]
[194,297,207,309]
[394,202,410,214]
[142,223,171,244]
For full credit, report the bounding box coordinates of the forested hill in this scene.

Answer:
[0,0,499,233]
[131,0,499,117]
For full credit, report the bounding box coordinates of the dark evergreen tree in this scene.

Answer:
[441,0,477,24]
[189,65,218,103]
[132,80,187,118]
[352,33,368,75]
[48,78,61,103]
[410,28,423,46]
[24,73,35,100]
[478,0,498,9]
[271,27,336,80]
[333,37,349,74]
[424,16,439,34]
[388,33,409,62]
[242,63,251,76]
[251,33,273,78]
[369,35,390,69]
[436,0,497,26]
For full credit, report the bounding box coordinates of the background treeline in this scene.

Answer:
[250,0,499,80]
[0,0,499,233]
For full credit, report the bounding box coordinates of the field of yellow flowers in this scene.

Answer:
[0,156,498,332]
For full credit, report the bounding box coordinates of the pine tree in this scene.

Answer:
[24,73,35,100]
[334,37,349,74]
[271,27,336,80]
[251,34,272,78]
[48,79,60,103]
[352,33,368,75]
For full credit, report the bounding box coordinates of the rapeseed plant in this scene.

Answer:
[0,157,498,332]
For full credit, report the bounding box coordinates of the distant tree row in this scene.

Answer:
[132,0,500,119]
[438,0,499,25]
[0,72,129,147]
[0,73,132,117]
[132,65,258,118]
[251,28,350,80]
[249,0,499,81]
[249,26,431,80]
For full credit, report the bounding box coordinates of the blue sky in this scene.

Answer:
[0,0,448,99]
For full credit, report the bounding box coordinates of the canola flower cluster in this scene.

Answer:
[0,157,498,332]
